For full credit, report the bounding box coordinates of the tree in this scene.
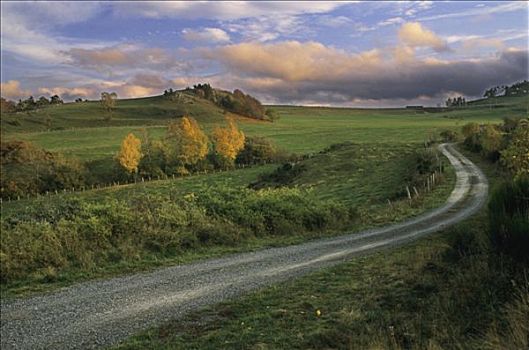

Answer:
[212,117,245,162]
[166,116,209,167]
[501,122,529,178]
[36,96,50,108]
[483,87,497,98]
[117,133,142,174]
[50,95,63,105]
[100,92,117,121]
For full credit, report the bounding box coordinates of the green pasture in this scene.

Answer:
[3,93,525,161]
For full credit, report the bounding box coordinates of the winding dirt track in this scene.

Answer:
[0,143,488,350]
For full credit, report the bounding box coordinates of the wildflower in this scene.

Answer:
[315,309,321,317]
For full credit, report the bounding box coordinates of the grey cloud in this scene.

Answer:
[226,49,528,105]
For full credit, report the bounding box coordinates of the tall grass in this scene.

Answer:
[488,176,529,263]
[0,187,356,286]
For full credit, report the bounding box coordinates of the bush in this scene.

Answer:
[501,122,529,178]
[250,162,307,189]
[265,108,280,121]
[236,136,278,165]
[462,123,482,152]
[0,187,357,284]
[1,141,86,199]
[488,176,529,263]
[480,124,503,161]
[440,129,459,142]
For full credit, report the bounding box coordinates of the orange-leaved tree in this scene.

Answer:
[212,117,245,161]
[166,115,209,166]
[117,133,142,173]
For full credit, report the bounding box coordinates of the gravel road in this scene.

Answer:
[0,143,488,349]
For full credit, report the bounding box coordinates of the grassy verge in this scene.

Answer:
[114,147,528,350]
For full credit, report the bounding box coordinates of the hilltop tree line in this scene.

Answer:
[1,95,64,113]
[442,80,528,109]
[483,80,529,98]
[445,96,467,108]
[164,83,279,122]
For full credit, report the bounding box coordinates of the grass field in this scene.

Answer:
[1,138,456,297]
[2,93,525,161]
[114,149,529,350]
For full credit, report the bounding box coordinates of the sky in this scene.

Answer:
[1,1,528,107]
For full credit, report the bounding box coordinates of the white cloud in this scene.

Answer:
[182,28,230,43]
[378,17,405,27]
[398,22,448,51]
[419,1,527,22]
[0,1,111,63]
[112,1,347,20]
[0,80,32,99]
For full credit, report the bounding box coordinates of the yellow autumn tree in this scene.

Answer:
[117,133,142,173]
[212,117,245,161]
[166,116,209,166]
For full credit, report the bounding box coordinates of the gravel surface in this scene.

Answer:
[0,143,488,350]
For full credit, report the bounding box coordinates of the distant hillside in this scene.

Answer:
[0,85,272,134]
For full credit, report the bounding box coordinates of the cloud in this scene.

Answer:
[419,1,527,22]
[0,80,32,99]
[113,1,346,20]
[201,40,528,105]
[203,41,382,81]
[224,14,308,42]
[398,22,448,51]
[65,45,173,70]
[461,38,504,50]
[378,17,405,27]
[0,1,106,63]
[182,28,230,43]
[37,86,95,100]
[129,74,171,89]
[119,84,158,98]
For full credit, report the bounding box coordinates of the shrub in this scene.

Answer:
[265,108,280,121]
[462,123,482,152]
[250,162,307,189]
[0,141,86,199]
[0,187,357,284]
[236,136,278,165]
[480,124,503,161]
[501,123,529,178]
[440,129,459,142]
[488,176,529,263]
